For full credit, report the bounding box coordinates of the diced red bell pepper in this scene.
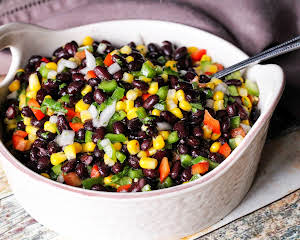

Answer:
[142,93,151,101]
[65,107,77,121]
[69,122,84,132]
[204,72,213,76]
[159,157,170,183]
[87,70,97,79]
[191,161,209,175]
[90,165,100,178]
[14,130,28,138]
[117,184,132,192]
[104,53,114,66]
[215,63,224,71]
[27,98,45,120]
[203,110,221,134]
[218,143,231,158]
[191,49,206,62]
[231,127,246,138]
[12,135,28,151]
[64,172,82,187]
[40,57,50,63]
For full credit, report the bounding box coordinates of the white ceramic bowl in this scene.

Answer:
[0,20,284,240]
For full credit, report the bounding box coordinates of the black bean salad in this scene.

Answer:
[3,36,261,192]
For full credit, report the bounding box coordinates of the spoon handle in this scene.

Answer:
[213,36,300,79]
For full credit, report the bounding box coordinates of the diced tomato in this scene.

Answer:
[65,107,77,121]
[218,143,231,158]
[87,70,97,79]
[204,72,213,76]
[191,49,206,62]
[91,165,100,178]
[191,161,209,175]
[142,93,151,101]
[159,157,170,183]
[40,57,50,63]
[117,184,131,192]
[69,122,84,132]
[121,96,127,101]
[64,172,82,187]
[215,63,224,71]
[14,130,28,138]
[231,127,246,138]
[203,110,220,134]
[12,135,28,151]
[104,53,114,66]
[75,51,86,60]
[27,98,45,120]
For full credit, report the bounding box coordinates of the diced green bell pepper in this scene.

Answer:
[111,87,125,101]
[116,151,126,163]
[82,177,104,189]
[156,86,169,100]
[180,154,193,168]
[85,130,93,143]
[98,80,117,93]
[157,176,173,189]
[230,116,241,129]
[128,169,144,179]
[245,79,259,97]
[141,61,156,78]
[105,133,126,142]
[228,85,239,96]
[167,131,179,144]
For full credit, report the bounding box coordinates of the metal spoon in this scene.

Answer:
[211,35,300,79]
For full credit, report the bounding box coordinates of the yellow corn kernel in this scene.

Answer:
[8,80,20,92]
[135,88,143,97]
[137,150,149,159]
[136,45,147,55]
[126,56,134,63]
[126,89,139,101]
[152,109,161,116]
[207,65,218,74]
[25,125,39,135]
[16,68,25,73]
[82,36,94,46]
[23,117,31,126]
[47,108,55,116]
[242,120,250,126]
[127,140,140,155]
[161,73,168,82]
[187,46,198,54]
[153,135,165,150]
[179,100,192,112]
[206,82,215,90]
[64,144,77,160]
[148,147,157,156]
[113,142,122,151]
[238,87,248,97]
[210,142,221,153]
[170,107,183,119]
[115,101,125,112]
[104,153,116,167]
[139,157,158,169]
[80,110,92,123]
[44,95,52,99]
[28,133,37,142]
[211,78,223,85]
[81,85,92,96]
[175,90,185,102]
[201,54,211,62]
[148,82,159,95]
[44,121,57,133]
[73,142,83,153]
[213,100,225,111]
[41,173,50,178]
[46,62,57,71]
[242,96,252,109]
[19,92,26,110]
[122,72,134,83]
[26,90,37,99]
[124,100,134,113]
[110,50,119,56]
[127,108,138,120]
[211,132,221,141]
[50,152,67,165]
[28,73,41,92]
[75,99,90,112]
[82,142,96,152]
[139,76,152,83]
[7,122,17,130]
[203,125,212,139]
[239,77,244,83]
[120,45,132,55]
[159,131,169,140]
[104,175,113,185]
[165,60,177,71]
[213,91,224,101]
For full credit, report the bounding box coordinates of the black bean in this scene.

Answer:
[141,138,152,150]
[147,125,158,138]
[224,79,242,86]
[75,128,85,142]
[58,86,68,97]
[6,106,17,119]
[72,73,85,82]
[152,76,164,87]
[84,120,94,131]
[128,41,136,49]
[32,138,47,149]
[21,106,33,117]
[105,45,115,54]
[143,95,159,110]
[36,156,51,172]
[127,118,142,132]
[161,41,173,56]
[160,111,177,124]
[170,160,181,179]
[64,41,78,56]
[128,60,143,71]
[134,97,143,107]
[88,78,101,88]
[174,47,187,60]
[37,129,55,141]
[238,105,249,120]
[222,132,230,139]
[199,74,210,83]
[113,70,124,81]
[57,115,69,133]
[191,148,208,158]
[43,79,59,93]
[111,54,126,66]
[137,131,147,140]
[47,141,60,155]
[92,127,106,143]
[178,81,192,91]
[185,71,197,82]
[153,150,167,161]
[17,121,25,130]
[218,137,227,145]
[75,163,88,179]
[178,144,188,154]
[67,81,84,95]
[97,162,109,177]
[94,147,104,159]
[226,104,236,117]
[83,92,93,104]
[56,72,72,83]
[31,117,48,128]
[193,126,203,138]
[28,55,42,67]
[113,121,126,134]
[128,155,140,169]
[169,75,179,89]
[111,162,123,174]
[233,97,242,105]
[37,147,49,158]
[53,47,68,58]
[130,178,146,192]
[208,152,224,163]
[250,106,260,123]
[62,159,77,173]
[221,118,230,132]
[216,110,228,120]
[187,136,200,147]
[91,184,106,191]
[147,43,159,52]
[94,66,112,80]
[80,154,93,165]
[93,89,107,105]
[30,148,39,162]
[173,121,188,138]
[181,167,192,182]
[143,169,158,179]
[132,80,149,91]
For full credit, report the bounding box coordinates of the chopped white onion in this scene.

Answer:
[79,49,96,75]
[179,70,187,76]
[99,138,114,159]
[88,104,98,119]
[107,62,121,75]
[97,43,107,54]
[57,59,77,73]
[97,100,116,127]
[55,130,75,147]
[49,115,58,124]
[7,91,17,100]
[47,70,57,79]
[92,118,102,128]
[157,122,172,131]
[57,174,64,183]
[214,82,229,95]
[240,123,251,133]
[206,99,214,108]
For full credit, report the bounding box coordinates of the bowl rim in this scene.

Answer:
[0,19,285,200]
